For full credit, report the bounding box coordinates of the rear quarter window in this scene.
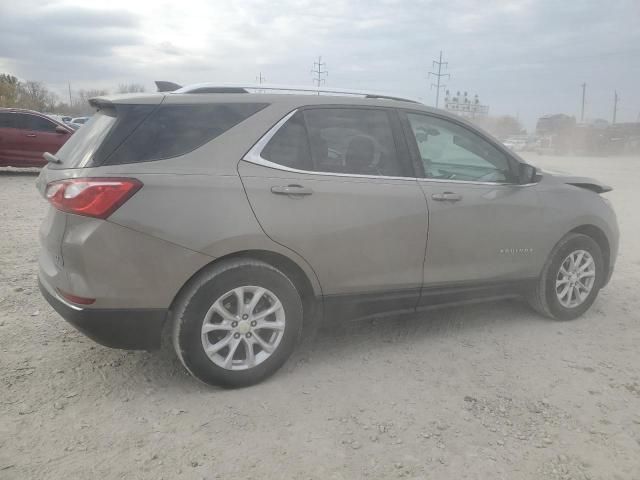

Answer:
[105,103,268,165]
[0,112,18,128]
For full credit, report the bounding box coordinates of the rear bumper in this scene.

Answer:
[39,278,166,350]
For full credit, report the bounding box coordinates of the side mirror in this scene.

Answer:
[55,125,69,134]
[518,163,539,184]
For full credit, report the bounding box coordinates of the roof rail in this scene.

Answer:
[172,83,421,104]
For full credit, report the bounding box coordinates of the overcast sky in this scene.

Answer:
[1,0,638,129]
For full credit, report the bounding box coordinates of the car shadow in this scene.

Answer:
[43,298,547,394]
[296,298,547,364]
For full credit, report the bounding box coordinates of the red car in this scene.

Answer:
[0,108,74,168]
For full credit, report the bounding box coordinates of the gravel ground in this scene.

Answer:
[1,154,639,480]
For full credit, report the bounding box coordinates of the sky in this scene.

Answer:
[1,0,639,130]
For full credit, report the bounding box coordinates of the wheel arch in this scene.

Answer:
[569,224,610,279]
[168,249,321,325]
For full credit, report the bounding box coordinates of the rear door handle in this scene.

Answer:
[25,133,37,137]
[271,184,313,196]
[431,192,462,202]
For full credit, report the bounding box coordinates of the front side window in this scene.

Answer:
[260,107,405,177]
[406,112,513,183]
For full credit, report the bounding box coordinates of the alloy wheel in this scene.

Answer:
[555,249,596,308]
[201,286,286,370]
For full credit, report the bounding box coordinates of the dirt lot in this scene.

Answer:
[1,154,639,480]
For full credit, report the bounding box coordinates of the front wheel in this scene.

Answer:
[172,259,303,388]
[528,233,604,320]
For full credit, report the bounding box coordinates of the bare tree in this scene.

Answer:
[18,81,58,112]
[70,89,109,115]
[116,83,146,94]
[0,74,21,107]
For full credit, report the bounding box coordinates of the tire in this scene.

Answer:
[527,233,604,320]
[171,258,303,388]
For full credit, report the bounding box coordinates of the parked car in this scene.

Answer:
[502,135,528,152]
[0,108,74,168]
[70,116,90,126]
[37,85,618,388]
[46,114,73,125]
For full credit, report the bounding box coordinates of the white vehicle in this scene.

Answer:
[70,116,90,126]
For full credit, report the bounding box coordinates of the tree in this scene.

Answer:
[71,89,109,115]
[116,83,146,94]
[0,74,20,107]
[18,81,58,112]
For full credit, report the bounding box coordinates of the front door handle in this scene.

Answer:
[25,133,37,137]
[432,191,462,202]
[271,184,313,196]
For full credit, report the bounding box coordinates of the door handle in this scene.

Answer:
[271,184,313,196]
[25,133,37,137]
[432,192,462,202]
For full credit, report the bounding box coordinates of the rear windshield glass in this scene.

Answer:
[54,110,117,168]
[104,103,268,165]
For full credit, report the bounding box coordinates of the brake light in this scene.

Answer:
[45,178,142,219]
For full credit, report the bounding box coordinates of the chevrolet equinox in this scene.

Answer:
[37,84,619,387]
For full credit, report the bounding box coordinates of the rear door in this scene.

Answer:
[0,112,26,165]
[239,106,428,314]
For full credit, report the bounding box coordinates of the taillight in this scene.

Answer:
[45,178,142,219]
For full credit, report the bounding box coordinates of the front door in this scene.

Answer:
[21,114,68,166]
[239,107,429,316]
[401,111,545,294]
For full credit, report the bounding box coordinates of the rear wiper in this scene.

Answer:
[43,152,61,164]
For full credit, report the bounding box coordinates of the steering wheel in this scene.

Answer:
[475,170,505,182]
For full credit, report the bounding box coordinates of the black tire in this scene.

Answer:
[171,258,303,388]
[527,233,604,320]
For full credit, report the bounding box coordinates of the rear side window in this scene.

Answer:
[261,112,312,170]
[0,112,17,128]
[105,103,267,165]
[260,107,405,177]
[303,108,402,176]
[23,115,58,132]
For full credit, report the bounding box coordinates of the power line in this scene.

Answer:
[428,50,450,108]
[311,56,328,93]
[580,82,586,122]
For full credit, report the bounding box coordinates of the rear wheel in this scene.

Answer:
[172,259,303,388]
[528,233,604,320]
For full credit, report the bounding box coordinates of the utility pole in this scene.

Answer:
[428,51,450,108]
[68,82,72,106]
[256,72,266,84]
[613,90,619,125]
[580,82,586,122]
[311,56,328,94]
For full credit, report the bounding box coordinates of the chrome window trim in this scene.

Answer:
[241,108,538,186]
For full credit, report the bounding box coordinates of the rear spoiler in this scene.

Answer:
[88,97,113,109]
[155,81,182,92]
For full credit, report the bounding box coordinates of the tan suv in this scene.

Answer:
[37,84,618,387]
